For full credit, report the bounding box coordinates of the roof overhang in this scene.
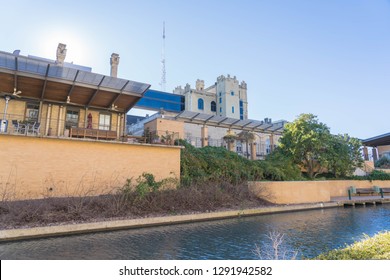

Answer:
[175,110,286,135]
[362,133,390,147]
[0,51,150,113]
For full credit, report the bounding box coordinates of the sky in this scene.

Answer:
[1,0,389,139]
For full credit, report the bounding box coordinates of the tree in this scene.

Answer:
[325,134,363,178]
[278,113,331,178]
[278,113,364,179]
[237,131,255,159]
[223,131,237,152]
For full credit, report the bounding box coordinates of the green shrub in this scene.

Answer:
[178,140,303,185]
[349,170,390,181]
[375,156,390,168]
[135,173,162,198]
[315,231,390,260]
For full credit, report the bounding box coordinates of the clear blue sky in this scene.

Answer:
[1,0,389,139]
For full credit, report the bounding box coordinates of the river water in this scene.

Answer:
[1,203,390,259]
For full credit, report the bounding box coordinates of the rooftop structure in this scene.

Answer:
[0,48,150,113]
[362,133,390,147]
[362,132,390,162]
[0,44,150,139]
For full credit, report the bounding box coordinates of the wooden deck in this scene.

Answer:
[331,195,390,207]
[70,127,117,140]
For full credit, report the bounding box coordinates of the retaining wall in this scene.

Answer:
[248,180,390,204]
[0,134,181,200]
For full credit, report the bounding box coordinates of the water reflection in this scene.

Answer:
[1,204,390,259]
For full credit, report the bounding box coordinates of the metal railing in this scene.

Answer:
[0,113,123,141]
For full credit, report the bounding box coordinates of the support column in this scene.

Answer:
[228,141,235,152]
[269,134,274,153]
[38,100,43,124]
[45,104,52,136]
[84,107,88,128]
[251,142,257,160]
[123,113,127,138]
[57,105,63,137]
[117,113,121,139]
[372,147,378,162]
[363,146,369,161]
[201,125,208,147]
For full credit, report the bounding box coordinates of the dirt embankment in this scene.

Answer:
[0,183,272,230]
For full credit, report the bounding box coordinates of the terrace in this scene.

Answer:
[0,49,150,142]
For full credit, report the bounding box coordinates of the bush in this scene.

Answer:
[315,231,390,260]
[349,170,390,181]
[179,140,264,186]
[178,140,301,185]
[375,156,390,169]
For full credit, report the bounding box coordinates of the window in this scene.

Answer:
[198,98,204,110]
[219,97,222,104]
[219,92,222,97]
[231,91,234,96]
[232,106,235,113]
[219,107,222,113]
[25,103,39,122]
[99,113,111,130]
[239,100,244,120]
[65,109,79,129]
[211,101,216,112]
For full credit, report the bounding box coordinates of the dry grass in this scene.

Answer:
[0,181,272,230]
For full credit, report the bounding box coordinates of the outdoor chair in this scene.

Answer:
[11,120,21,133]
[27,122,40,136]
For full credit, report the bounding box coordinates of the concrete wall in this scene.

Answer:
[248,180,390,204]
[0,134,181,201]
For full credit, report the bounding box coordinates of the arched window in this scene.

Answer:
[198,98,204,110]
[211,101,216,112]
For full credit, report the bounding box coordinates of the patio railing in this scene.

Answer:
[0,113,179,146]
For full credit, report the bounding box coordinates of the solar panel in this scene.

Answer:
[175,111,285,134]
[0,51,150,95]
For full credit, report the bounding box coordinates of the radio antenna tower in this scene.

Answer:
[160,21,167,92]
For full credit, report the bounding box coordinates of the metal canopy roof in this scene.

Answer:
[175,111,286,134]
[0,51,150,113]
[362,132,390,147]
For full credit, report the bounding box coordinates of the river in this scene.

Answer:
[1,203,390,259]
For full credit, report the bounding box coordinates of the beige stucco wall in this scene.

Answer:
[145,118,184,139]
[0,134,181,201]
[185,91,216,115]
[248,180,390,204]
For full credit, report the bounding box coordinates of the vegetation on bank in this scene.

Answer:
[179,139,302,185]
[0,173,271,230]
[315,231,390,260]
[278,113,363,179]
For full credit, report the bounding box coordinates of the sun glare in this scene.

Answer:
[40,28,89,65]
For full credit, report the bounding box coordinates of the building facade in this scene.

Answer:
[0,45,150,140]
[173,74,248,120]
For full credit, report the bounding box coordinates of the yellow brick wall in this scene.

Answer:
[0,99,26,121]
[0,134,181,201]
[249,180,390,204]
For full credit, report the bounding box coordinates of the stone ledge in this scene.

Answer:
[0,202,339,242]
